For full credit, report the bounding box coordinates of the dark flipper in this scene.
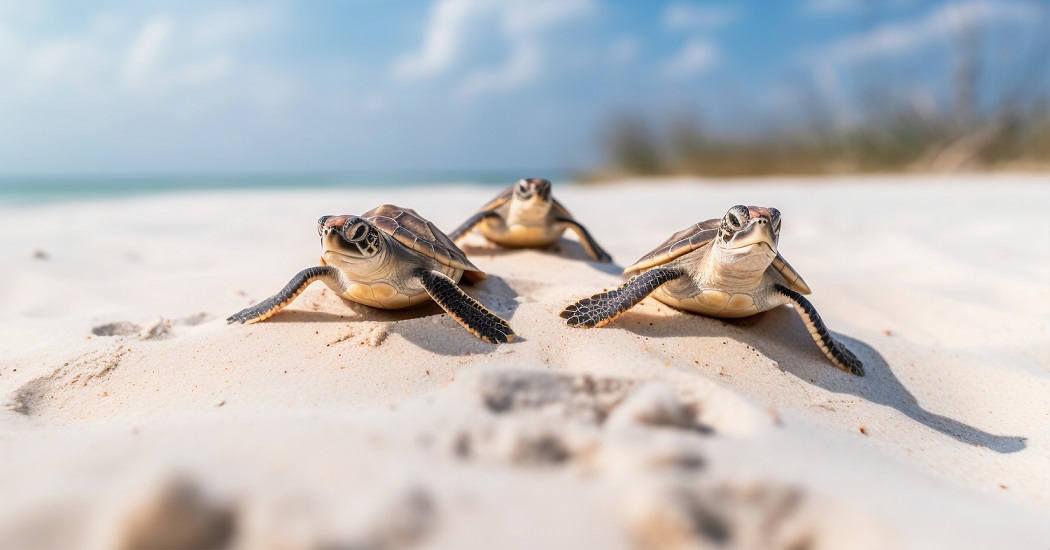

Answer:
[448,211,500,242]
[560,267,683,328]
[415,268,515,343]
[227,266,344,324]
[774,284,864,376]
[556,217,613,263]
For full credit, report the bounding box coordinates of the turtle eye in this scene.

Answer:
[345,221,369,242]
[723,205,749,231]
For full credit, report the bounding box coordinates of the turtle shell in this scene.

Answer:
[363,204,485,278]
[624,212,811,295]
[624,219,721,277]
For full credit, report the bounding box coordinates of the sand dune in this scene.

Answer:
[1,174,1048,549]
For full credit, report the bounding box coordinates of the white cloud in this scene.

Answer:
[811,0,1042,65]
[0,20,111,97]
[29,41,77,80]
[661,38,718,79]
[798,0,1043,126]
[458,41,539,98]
[390,0,475,81]
[0,7,286,104]
[0,5,395,173]
[191,5,280,45]
[390,0,593,96]
[662,3,735,31]
[121,16,173,87]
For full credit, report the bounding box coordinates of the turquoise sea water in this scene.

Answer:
[0,171,565,205]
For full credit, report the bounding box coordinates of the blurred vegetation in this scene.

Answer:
[590,14,1050,179]
[592,106,1049,178]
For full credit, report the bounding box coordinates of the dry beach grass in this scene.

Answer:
[0,174,1048,549]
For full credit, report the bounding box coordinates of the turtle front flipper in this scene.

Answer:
[774,284,864,376]
[227,266,345,324]
[414,268,515,344]
[561,267,683,328]
[556,217,613,263]
[448,211,500,243]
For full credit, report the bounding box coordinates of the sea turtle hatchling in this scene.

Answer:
[448,178,613,262]
[560,205,863,375]
[227,204,515,343]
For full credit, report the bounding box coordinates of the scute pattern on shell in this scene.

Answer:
[362,204,482,274]
[625,219,720,276]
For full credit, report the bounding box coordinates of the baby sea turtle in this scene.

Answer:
[448,178,612,262]
[228,205,515,343]
[560,205,863,375]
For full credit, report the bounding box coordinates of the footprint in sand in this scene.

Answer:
[91,473,236,550]
[8,344,131,416]
[446,370,842,549]
[448,370,759,470]
[621,481,821,550]
[91,313,215,341]
[6,314,214,417]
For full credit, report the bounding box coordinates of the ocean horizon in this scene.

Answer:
[0,171,570,205]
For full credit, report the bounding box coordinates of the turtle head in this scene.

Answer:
[509,178,553,220]
[513,178,552,203]
[712,205,781,271]
[318,215,385,264]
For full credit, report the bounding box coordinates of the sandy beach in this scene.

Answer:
[1,174,1048,549]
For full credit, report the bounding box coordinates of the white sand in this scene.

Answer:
[1,174,1048,549]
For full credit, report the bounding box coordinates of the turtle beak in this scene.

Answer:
[726,219,778,252]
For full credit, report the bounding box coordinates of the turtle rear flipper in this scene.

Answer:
[415,268,515,344]
[556,217,612,263]
[561,267,683,328]
[774,284,864,376]
[228,266,344,324]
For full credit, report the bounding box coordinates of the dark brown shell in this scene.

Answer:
[363,204,484,275]
[624,218,721,276]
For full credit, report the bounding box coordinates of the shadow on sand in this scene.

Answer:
[619,306,1026,454]
[261,275,523,357]
[460,239,624,276]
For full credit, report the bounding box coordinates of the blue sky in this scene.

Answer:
[0,0,1045,174]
